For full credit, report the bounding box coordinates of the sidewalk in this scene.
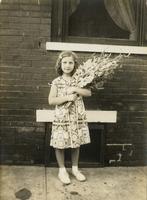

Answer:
[0,165,146,200]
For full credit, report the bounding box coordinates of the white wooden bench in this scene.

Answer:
[36,110,117,123]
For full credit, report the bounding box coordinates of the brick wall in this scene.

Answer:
[0,0,52,164]
[0,0,147,166]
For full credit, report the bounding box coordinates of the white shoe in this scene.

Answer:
[58,171,71,185]
[72,170,86,182]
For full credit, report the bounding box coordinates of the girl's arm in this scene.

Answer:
[67,87,92,97]
[48,85,77,106]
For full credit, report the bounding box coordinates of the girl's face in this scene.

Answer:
[61,56,75,75]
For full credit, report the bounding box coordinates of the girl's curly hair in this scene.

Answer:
[55,51,79,76]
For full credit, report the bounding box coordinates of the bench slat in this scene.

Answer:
[36,110,117,123]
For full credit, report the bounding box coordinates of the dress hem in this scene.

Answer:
[50,141,91,149]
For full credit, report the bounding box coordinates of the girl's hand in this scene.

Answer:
[67,94,77,102]
[67,87,77,94]
[67,86,91,97]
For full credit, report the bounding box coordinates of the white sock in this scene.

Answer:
[59,167,66,174]
[72,166,78,172]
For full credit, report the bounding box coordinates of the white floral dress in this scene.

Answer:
[50,76,91,149]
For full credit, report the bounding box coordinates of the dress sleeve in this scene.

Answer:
[52,78,59,86]
[52,79,56,86]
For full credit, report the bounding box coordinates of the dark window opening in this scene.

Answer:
[48,125,105,167]
[68,0,130,39]
[51,0,146,46]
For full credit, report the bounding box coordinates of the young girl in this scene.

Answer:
[48,51,91,184]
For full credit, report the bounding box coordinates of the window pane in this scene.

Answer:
[68,0,137,40]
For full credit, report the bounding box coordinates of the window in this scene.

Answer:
[51,0,146,46]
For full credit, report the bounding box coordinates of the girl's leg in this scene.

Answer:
[55,148,71,184]
[71,147,80,166]
[71,147,86,181]
[55,148,65,168]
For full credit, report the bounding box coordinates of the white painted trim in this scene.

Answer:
[36,110,117,123]
[46,42,147,55]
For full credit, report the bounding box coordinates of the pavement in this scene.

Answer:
[0,165,147,200]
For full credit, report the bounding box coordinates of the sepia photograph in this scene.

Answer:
[0,0,147,199]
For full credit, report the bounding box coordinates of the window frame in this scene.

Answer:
[142,0,147,45]
[51,0,146,46]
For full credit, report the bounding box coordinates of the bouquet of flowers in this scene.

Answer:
[65,52,129,108]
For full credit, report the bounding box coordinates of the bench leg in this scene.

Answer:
[44,122,52,167]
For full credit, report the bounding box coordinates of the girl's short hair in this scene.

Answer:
[55,51,79,76]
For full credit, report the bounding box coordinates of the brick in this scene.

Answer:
[0,29,21,35]
[0,4,20,10]
[20,4,40,11]
[0,109,34,115]
[0,144,44,165]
